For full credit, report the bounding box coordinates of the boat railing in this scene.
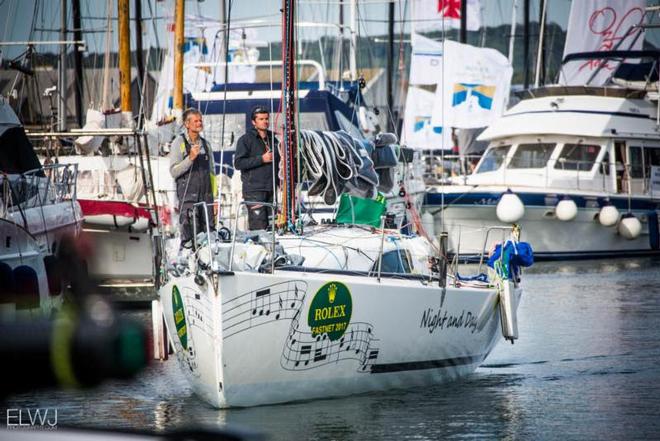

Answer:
[0,163,78,213]
[475,225,521,284]
[43,163,79,204]
[192,201,215,271]
[228,200,277,273]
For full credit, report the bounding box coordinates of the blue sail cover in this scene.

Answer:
[487,240,534,280]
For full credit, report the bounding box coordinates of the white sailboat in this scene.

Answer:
[49,0,165,286]
[0,97,83,318]
[157,0,528,409]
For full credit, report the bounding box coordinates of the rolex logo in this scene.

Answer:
[328,283,337,304]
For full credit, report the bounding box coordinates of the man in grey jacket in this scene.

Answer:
[169,108,217,246]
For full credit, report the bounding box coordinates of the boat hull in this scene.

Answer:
[83,227,154,282]
[0,219,61,319]
[425,190,660,260]
[160,270,516,408]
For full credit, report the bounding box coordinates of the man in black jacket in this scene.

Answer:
[234,107,280,230]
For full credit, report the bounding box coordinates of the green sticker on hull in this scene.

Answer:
[308,281,352,341]
[172,285,188,349]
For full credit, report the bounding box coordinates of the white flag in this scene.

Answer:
[401,86,452,150]
[411,0,480,33]
[409,33,444,85]
[431,40,512,130]
[559,0,646,86]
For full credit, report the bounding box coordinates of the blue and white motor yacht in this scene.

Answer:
[424,51,660,260]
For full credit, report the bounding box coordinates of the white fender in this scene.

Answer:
[618,215,642,239]
[556,198,578,221]
[599,205,619,227]
[496,192,525,223]
[499,280,518,343]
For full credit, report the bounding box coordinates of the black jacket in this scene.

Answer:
[234,127,280,192]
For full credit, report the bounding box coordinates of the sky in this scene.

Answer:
[0,0,573,59]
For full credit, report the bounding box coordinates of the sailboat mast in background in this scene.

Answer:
[173,0,184,122]
[58,0,67,131]
[72,0,84,128]
[118,0,133,128]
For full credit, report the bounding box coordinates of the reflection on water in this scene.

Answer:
[524,256,660,275]
[3,258,660,440]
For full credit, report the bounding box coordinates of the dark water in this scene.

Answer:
[3,258,660,440]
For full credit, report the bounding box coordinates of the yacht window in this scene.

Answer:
[203,114,245,150]
[372,249,412,274]
[600,152,610,175]
[298,112,329,131]
[628,146,644,178]
[475,145,511,173]
[645,146,660,167]
[554,143,601,171]
[509,143,555,169]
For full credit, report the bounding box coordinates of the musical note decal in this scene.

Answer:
[220,279,381,373]
[280,312,380,373]
[221,280,308,338]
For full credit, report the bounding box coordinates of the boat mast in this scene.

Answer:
[101,0,112,111]
[173,0,185,121]
[118,0,133,127]
[135,0,145,128]
[523,0,530,89]
[386,0,394,132]
[534,0,547,88]
[281,0,299,228]
[460,0,467,43]
[508,0,518,64]
[72,0,84,128]
[349,0,357,82]
[58,0,67,131]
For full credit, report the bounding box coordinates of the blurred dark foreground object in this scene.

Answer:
[0,234,149,396]
[0,235,264,441]
[0,301,149,396]
[0,426,266,441]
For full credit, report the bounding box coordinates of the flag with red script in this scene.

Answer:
[411,0,480,33]
[559,0,646,86]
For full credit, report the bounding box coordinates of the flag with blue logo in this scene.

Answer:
[431,40,512,129]
[401,86,452,150]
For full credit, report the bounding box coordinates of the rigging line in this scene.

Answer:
[393,0,408,141]
[29,48,47,128]
[28,0,40,42]
[83,0,100,108]
[268,40,279,224]
[2,0,15,43]
[216,0,233,224]
[137,38,156,131]
[146,0,160,49]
